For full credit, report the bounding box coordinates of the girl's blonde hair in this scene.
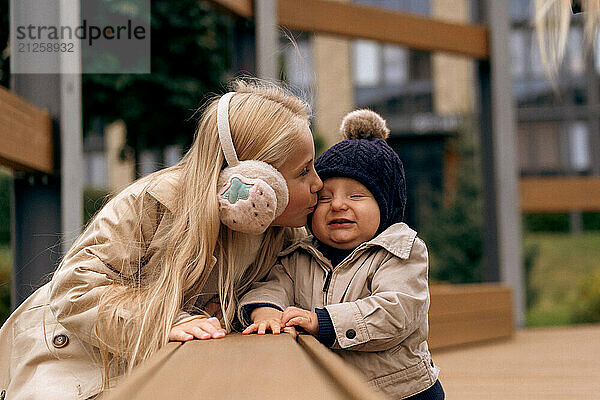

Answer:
[92,79,310,384]
[535,0,600,79]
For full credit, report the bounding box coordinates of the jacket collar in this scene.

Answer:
[280,222,417,263]
[145,169,180,213]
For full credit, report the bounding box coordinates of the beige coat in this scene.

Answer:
[0,170,222,399]
[239,223,440,400]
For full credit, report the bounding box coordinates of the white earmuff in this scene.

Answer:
[216,92,289,234]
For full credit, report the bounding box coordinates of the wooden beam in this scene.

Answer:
[297,335,388,400]
[277,0,489,59]
[208,0,253,18]
[0,86,53,173]
[205,0,489,59]
[520,176,600,213]
[105,333,381,400]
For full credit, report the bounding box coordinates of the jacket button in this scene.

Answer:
[430,360,435,368]
[345,329,356,339]
[52,333,69,348]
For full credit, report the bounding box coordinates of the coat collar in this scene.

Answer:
[145,169,180,213]
[280,222,417,263]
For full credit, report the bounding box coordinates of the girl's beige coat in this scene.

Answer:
[239,223,440,400]
[0,171,213,399]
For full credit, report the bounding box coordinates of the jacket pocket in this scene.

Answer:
[368,360,433,398]
[10,305,104,400]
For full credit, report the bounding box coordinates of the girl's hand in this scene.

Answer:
[281,306,319,336]
[242,307,284,335]
[168,317,227,341]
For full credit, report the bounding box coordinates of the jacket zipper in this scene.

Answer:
[320,243,368,305]
[322,270,332,304]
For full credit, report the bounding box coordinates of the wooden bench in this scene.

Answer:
[429,283,514,349]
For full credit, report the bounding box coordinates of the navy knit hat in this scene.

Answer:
[314,110,407,234]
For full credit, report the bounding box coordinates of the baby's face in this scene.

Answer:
[311,177,380,250]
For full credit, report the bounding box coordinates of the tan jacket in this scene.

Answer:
[0,170,219,399]
[239,223,440,400]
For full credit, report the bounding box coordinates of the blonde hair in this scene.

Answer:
[535,0,600,79]
[92,79,310,385]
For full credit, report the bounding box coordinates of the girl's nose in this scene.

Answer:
[311,172,323,193]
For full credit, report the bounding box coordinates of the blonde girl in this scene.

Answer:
[0,79,323,399]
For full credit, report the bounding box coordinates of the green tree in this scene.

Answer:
[421,129,484,284]
[82,0,234,158]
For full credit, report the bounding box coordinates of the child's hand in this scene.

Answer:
[281,306,319,336]
[242,307,284,335]
[168,317,226,341]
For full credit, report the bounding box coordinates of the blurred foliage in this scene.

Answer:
[0,0,233,147]
[523,212,600,233]
[583,212,600,230]
[525,232,600,327]
[1,245,10,325]
[523,213,570,232]
[0,0,8,88]
[82,0,233,154]
[421,129,484,284]
[523,242,539,309]
[572,268,600,324]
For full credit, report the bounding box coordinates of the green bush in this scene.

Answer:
[0,246,11,324]
[523,213,569,233]
[421,127,484,284]
[583,212,600,231]
[571,269,600,324]
[523,243,539,309]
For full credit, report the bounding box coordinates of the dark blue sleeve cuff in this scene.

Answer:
[241,303,283,325]
[315,307,335,347]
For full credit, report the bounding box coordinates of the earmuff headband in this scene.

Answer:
[217,92,240,167]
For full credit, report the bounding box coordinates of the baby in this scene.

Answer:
[240,110,444,400]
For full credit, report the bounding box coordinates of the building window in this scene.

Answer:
[568,121,590,172]
[510,29,527,78]
[383,44,408,85]
[284,37,313,89]
[353,39,382,87]
[529,30,547,79]
[511,0,532,22]
[518,122,563,175]
[353,0,429,15]
[409,49,431,81]
[567,27,585,76]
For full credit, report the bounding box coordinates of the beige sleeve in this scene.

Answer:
[237,258,296,326]
[48,191,161,345]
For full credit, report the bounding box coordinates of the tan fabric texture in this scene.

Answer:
[239,223,440,400]
[0,170,222,400]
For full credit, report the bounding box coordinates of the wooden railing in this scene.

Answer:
[105,283,512,399]
[105,333,388,400]
[0,86,53,172]
[520,176,600,213]
[209,0,489,59]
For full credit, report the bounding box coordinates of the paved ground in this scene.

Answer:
[431,323,600,400]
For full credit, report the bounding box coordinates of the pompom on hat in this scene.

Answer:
[315,109,407,234]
